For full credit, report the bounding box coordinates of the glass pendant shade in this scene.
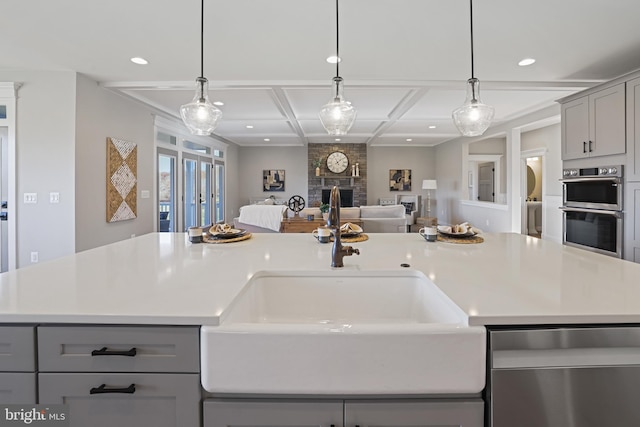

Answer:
[452,78,494,137]
[180,77,222,136]
[319,77,357,136]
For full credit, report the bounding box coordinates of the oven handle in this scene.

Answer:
[559,207,622,218]
[560,177,621,184]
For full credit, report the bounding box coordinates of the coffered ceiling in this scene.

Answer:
[2,0,640,147]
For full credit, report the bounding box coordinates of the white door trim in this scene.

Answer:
[0,83,19,270]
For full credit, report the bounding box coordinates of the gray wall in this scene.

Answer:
[231,144,437,216]
[366,146,436,207]
[234,146,308,216]
[0,69,77,266]
[75,74,156,252]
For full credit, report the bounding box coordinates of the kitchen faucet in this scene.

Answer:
[327,186,360,267]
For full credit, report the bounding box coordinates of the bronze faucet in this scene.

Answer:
[327,186,360,267]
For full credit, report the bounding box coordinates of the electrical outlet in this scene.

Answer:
[486,219,490,226]
[24,193,37,204]
[30,252,38,263]
[131,234,136,238]
[141,190,150,199]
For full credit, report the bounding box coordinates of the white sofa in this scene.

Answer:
[233,205,407,233]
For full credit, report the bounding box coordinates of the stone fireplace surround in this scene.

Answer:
[308,143,366,207]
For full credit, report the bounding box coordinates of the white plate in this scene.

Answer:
[437,225,476,238]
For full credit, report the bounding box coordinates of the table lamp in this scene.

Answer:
[422,180,437,218]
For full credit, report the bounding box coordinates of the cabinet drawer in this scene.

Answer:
[0,326,36,371]
[0,373,36,404]
[39,373,201,427]
[38,326,199,372]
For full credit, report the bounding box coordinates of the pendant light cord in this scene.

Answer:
[335,0,340,78]
[469,0,475,79]
[200,0,205,79]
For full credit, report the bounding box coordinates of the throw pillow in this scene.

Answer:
[400,202,414,215]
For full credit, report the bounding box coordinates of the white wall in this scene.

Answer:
[0,69,76,266]
[75,74,156,252]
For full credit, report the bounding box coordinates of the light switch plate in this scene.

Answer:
[24,193,37,203]
[50,192,60,203]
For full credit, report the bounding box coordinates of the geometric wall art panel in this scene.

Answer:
[106,137,137,222]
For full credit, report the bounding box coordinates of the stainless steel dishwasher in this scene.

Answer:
[488,327,640,427]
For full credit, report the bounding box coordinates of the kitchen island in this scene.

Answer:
[1,232,640,427]
[2,232,639,326]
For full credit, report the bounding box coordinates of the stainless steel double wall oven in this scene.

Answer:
[560,165,623,257]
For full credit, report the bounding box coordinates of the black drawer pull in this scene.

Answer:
[91,346,137,357]
[588,140,593,152]
[90,383,136,395]
[583,141,586,153]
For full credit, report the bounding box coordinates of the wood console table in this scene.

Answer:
[281,218,363,233]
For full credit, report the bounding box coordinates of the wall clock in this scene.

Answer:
[326,151,349,174]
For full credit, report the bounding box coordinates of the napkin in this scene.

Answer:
[340,222,363,233]
[210,223,233,234]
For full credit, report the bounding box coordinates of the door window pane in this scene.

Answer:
[200,161,212,226]
[184,158,198,230]
[215,162,225,223]
[158,152,176,232]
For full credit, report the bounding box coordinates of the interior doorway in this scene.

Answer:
[521,153,545,238]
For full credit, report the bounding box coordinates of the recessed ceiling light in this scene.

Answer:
[264,138,270,142]
[428,125,436,129]
[518,58,536,66]
[326,56,341,64]
[246,125,254,129]
[213,101,224,106]
[130,57,148,65]
[406,138,413,142]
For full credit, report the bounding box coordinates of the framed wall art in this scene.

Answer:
[389,169,411,191]
[263,169,285,192]
[106,137,137,222]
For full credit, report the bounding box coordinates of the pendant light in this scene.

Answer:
[452,0,494,137]
[319,0,357,136]
[180,0,222,135]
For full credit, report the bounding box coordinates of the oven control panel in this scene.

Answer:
[562,165,623,178]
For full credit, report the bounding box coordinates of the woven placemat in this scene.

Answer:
[202,232,252,244]
[331,233,368,243]
[437,234,484,244]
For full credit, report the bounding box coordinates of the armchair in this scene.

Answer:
[395,194,421,226]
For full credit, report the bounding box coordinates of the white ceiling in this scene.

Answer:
[2,0,640,147]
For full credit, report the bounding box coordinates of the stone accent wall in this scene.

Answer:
[308,144,367,207]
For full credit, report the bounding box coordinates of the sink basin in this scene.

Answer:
[201,270,486,395]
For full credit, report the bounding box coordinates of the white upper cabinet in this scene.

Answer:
[562,83,626,160]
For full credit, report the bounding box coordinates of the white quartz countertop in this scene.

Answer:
[1,232,640,326]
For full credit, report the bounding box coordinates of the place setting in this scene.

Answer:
[311,222,368,243]
[419,222,483,244]
[202,223,252,244]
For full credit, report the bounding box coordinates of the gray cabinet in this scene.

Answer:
[562,83,626,160]
[0,326,36,403]
[624,182,640,262]
[204,399,343,427]
[626,77,640,181]
[39,373,200,427]
[204,398,483,427]
[37,325,201,427]
[346,399,483,427]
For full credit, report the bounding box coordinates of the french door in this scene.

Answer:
[157,148,178,232]
[183,153,213,230]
